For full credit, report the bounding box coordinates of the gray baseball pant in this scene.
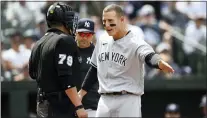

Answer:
[95,94,142,117]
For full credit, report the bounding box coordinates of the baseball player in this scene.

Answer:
[78,4,174,117]
[76,18,100,117]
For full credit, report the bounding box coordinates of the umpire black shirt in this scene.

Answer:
[29,28,81,113]
[78,44,100,110]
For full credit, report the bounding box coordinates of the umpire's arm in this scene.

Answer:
[29,42,40,80]
[55,36,82,107]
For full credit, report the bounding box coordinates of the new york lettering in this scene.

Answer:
[98,52,127,66]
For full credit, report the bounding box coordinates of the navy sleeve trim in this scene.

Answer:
[145,52,161,69]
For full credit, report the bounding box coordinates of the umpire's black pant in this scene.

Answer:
[37,103,77,118]
[48,105,76,118]
[46,94,77,118]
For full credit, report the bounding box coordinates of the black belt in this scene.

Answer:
[100,91,134,95]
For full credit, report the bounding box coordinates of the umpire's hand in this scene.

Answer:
[76,108,88,118]
[158,60,174,73]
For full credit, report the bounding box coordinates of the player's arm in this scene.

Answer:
[145,53,174,73]
[55,36,82,107]
[79,66,98,99]
[137,40,174,73]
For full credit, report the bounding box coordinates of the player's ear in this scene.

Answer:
[120,16,124,22]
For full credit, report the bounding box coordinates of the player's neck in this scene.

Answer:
[113,28,129,41]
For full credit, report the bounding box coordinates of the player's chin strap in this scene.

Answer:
[145,52,162,69]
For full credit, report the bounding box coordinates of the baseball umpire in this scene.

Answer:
[29,2,87,118]
[75,18,100,117]
[78,4,174,117]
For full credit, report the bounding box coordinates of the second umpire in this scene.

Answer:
[29,2,87,118]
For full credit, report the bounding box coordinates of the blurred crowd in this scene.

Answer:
[1,1,206,82]
[164,94,206,118]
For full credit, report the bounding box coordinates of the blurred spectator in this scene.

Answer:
[176,2,206,20]
[1,2,12,29]
[20,29,38,51]
[119,2,136,24]
[13,29,36,81]
[41,1,56,16]
[183,15,206,55]
[5,1,36,32]
[156,32,172,53]
[145,32,181,79]
[1,28,31,81]
[34,12,47,39]
[164,103,181,118]
[26,1,46,15]
[161,2,189,31]
[182,14,206,74]
[200,95,206,118]
[120,2,134,16]
[13,63,31,81]
[1,42,6,81]
[136,4,161,49]
[146,45,181,79]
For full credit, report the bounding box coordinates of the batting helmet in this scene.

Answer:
[46,2,78,35]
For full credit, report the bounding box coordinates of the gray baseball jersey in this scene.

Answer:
[90,25,154,95]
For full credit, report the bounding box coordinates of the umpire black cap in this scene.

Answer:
[76,18,95,33]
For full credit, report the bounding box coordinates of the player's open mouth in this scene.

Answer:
[107,29,112,32]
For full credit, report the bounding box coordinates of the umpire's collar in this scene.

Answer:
[47,28,66,35]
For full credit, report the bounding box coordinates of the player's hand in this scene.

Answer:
[76,108,88,118]
[158,60,174,73]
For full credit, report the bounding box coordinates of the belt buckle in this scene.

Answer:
[121,91,127,94]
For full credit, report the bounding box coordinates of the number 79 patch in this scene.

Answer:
[58,54,73,66]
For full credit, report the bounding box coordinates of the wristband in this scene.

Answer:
[75,105,84,111]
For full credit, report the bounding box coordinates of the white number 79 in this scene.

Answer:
[58,54,73,66]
